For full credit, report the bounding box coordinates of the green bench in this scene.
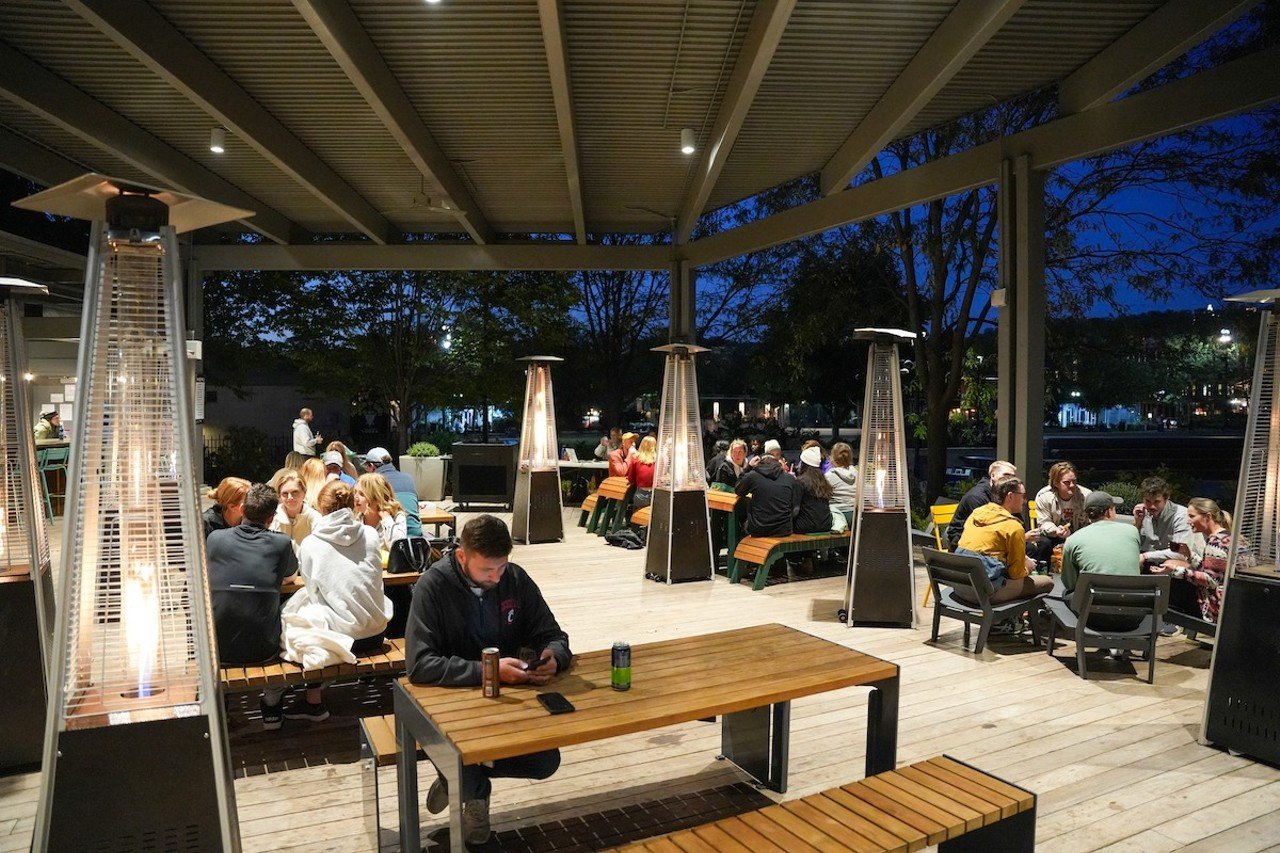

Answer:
[730,531,852,590]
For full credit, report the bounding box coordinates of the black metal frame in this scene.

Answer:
[1044,573,1170,684]
[923,547,1046,654]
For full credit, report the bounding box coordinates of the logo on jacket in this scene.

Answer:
[501,598,518,624]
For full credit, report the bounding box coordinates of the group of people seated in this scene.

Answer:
[202,441,425,729]
[946,459,1246,635]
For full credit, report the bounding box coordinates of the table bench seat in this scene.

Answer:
[584,476,633,535]
[731,532,851,590]
[577,492,600,526]
[611,754,1035,852]
[220,637,408,693]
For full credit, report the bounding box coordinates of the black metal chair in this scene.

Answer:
[1044,573,1170,683]
[923,547,1047,654]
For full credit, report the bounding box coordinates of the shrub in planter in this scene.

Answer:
[407,441,440,458]
[401,441,446,500]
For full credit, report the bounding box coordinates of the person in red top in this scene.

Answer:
[608,432,637,478]
[628,435,656,509]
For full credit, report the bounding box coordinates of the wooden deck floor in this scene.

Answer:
[4,509,1279,851]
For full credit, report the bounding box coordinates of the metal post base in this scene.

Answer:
[720,701,790,793]
[513,468,564,543]
[940,803,1036,852]
[0,574,49,772]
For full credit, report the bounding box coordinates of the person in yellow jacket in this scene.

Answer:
[955,476,1054,605]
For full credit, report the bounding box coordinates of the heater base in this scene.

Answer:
[1205,574,1280,765]
[846,510,915,628]
[0,572,51,773]
[645,489,714,583]
[513,469,564,543]
[45,715,231,851]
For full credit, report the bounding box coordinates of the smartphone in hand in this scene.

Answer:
[525,654,551,671]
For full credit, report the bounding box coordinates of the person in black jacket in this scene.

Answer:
[735,453,801,537]
[793,447,834,534]
[404,514,571,846]
[946,460,1017,549]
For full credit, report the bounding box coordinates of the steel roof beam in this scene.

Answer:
[0,45,298,244]
[674,0,796,245]
[292,0,494,244]
[193,241,675,272]
[687,46,1280,267]
[0,126,85,187]
[1058,0,1261,115]
[68,0,394,244]
[818,0,1025,197]
[536,0,587,245]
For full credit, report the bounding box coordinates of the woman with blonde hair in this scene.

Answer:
[203,477,249,539]
[298,456,327,507]
[354,472,408,548]
[283,451,310,471]
[268,468,321,551]
[628,435,657,510]
[325,440,360,480]
[1156,497,1250,624]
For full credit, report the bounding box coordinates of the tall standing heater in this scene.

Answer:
[16,175,251,852]
[1203,291,1280,764]
[512,356,564,543]
[0,277,55,772]
[645,343,714,583]
[845,328,917,627]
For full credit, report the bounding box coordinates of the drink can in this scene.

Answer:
[482,647,500,698]
[611,641,631,691]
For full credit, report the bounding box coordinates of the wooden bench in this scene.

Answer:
[577,491,600,527]
[631,505,652,527]
[730,531,852,591]
[219,636,409,693]
[611,754,1036,852]
[359,713,426,848]
[585,476,634,535]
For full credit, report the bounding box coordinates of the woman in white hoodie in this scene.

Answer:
[280,480,390,721]
[825,442,858,520]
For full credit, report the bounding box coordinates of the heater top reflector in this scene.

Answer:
[0,277,50,297]
[13,173,253,233]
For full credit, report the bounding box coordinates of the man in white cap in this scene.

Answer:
[323,450,355,486]
[364,447,422,536]
[754,438,790,472]
[292,407,322,456]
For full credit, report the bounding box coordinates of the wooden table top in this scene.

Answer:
[280,569,421,595]
[399,623,897,765]
[706,489,739,510]
[418,508,456,526]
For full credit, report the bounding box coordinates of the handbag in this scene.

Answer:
[387,536,436,574]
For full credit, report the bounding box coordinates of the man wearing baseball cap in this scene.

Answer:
[1060,490,1144,631]
[323,450,355,486]
[364,447,422,536]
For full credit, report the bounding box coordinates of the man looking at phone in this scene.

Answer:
[404,514,571,845]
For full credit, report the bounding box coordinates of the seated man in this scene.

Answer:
[1060,490,1143,631]
[608,432,637,478]
[206,483,299,730]
[946,460,1017,550]
[405,515,571,846]
[1133,476,1192,566]
[735,448,801,537]
[955,476,1054,605]
[1031,460,1091,561]
[34,410,65,442]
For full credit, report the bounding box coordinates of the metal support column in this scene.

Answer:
[184,253,204,486]
[669,259,696,344]
[996,156,1046,492]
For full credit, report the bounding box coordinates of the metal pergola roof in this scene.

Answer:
[0,0,1271,267]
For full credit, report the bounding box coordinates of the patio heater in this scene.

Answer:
[1202,290,1280,764]
[645,343,714,583]
[0,277,55,772]
[16,175,249,851]
[845,328,917,628]
[512,356,564,543]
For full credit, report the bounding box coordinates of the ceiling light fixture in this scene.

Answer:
[209,127,226,154]
[680,127,696,155]
[424,0,442,4]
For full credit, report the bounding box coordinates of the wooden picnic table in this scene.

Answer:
[279,569,421,596]
[393,623,900,852]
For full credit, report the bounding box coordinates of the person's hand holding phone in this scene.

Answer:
[499,657,532,684]
[524,651,558,685]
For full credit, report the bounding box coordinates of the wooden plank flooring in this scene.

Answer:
[3,509,1279,851]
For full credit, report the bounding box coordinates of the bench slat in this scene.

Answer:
[928,756,1034,814]
[803,791,911,852]
[780,800,883,852]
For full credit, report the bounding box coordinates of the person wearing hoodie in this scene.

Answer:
[946,460,1018,549]
[282,480,390,722]
[207,483,298,730]
[955,476,1053,604]
[735,451,801,537]
[404,514,571,846]
[267,468,320,552]
[825,442,858,520]
[292,407,323,456]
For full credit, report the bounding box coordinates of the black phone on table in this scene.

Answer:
[536,692,575,715]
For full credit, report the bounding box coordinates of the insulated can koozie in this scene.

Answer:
[611,641,631,691]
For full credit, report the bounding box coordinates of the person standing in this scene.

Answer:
[404,515,571,846]
[292,407,323,456]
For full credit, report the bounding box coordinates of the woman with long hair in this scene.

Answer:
[283,451,310,471]
[298,456,328,508]
[1156,497,1251,624]
[825,442,857,518]
[354,472,408,548]
[628,435,657,510]
[268,468,321,551]
[203,477,249,539]
[793,446,835,534]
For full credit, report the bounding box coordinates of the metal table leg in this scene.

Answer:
[865,673,900,776]
[720,701,790,792]
[394,682,466,853]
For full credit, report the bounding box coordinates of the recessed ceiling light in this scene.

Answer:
[209,127,226,154]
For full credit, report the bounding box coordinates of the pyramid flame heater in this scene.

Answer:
[1202,290,1280,764]
[0,277,55,772]
[646,343,713,583]
[16,175,251,851]
[512,356,564,543]
[845,329,917,627]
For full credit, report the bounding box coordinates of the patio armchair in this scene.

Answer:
[923,547,1047,654]
[1044,572,1170,684]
